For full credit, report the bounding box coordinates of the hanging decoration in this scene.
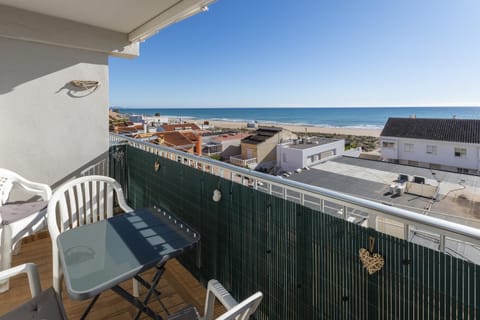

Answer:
[212,180,222,202]
[359,236,384,275]
[69,80,100,90]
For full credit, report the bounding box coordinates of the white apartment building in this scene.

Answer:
[277,137,345,172]
[380,118,480,174]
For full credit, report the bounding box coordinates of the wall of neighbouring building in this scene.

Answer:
[381,137,480,173]
[0,37,109,187]
[277,139,345,172]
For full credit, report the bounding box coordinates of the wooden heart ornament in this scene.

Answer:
[359,248,384,275]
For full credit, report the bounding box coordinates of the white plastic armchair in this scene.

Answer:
[47,175,133,294]
[168,280,263,320]
[0,168,52,292]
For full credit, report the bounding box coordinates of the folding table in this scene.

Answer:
[57,207,200,319]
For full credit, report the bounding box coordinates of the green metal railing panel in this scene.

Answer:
[110,145,480,320]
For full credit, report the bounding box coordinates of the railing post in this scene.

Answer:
[368,214,377,229]
[404,224,410,240]
[439,234,446,253]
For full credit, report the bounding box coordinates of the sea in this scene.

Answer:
[116,107,480,129]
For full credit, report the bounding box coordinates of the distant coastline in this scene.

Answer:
[205,119,382,137]
[116,106,480,134]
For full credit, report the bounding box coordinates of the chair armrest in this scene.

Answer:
[203,280,238,320]
[0,263,41,298]
[15,177,52,202]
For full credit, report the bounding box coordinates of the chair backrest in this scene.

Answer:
[47,175,130,241]
[0,169,18,205]
[216,292,263,320]
[0,168,52,206]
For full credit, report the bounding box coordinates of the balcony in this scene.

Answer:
[229,155,257,169]
[2,135,478,320]
[109,133,480,319]
[1,133,479,319]
[0,232,222,319]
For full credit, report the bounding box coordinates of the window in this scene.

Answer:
[454,147,467,158]
[457,168,469,174]
[320,149,335,159]
[404,143,414,152]
[382,141,395,148]
[426,145,437,155]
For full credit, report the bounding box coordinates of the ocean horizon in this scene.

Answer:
[116,106,480,130]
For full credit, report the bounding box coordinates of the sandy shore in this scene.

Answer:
[205,120,381,137]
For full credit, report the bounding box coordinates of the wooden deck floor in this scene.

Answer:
[0,232,215,319]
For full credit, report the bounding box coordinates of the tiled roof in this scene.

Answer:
[181,131,200,142]
[154,131,194,147]
[381,118,480,143]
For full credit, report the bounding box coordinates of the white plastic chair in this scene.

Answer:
[168,280,263,320]
[47,175,134,294]
[0,168,52,292]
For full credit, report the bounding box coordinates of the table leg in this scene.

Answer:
[111,285,162,320]
[134,275,163,298]
[133,265,165,320]
[80,294,101,320]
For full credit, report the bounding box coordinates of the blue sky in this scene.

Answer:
[109,0,480,108]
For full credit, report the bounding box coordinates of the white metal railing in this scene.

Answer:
[110,133,480,257]
[229,154,257,167]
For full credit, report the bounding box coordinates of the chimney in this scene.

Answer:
[195,135,202,156]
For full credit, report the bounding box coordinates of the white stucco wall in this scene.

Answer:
[277,140,345,172]
[0,37,109,186]
[381,137,480,171]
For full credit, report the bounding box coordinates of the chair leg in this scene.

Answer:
[132,278,140,297]
[52,253,62,295]
[0,224,12,293]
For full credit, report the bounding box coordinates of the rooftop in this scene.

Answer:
[162,123,201,132]
[153,131,195,148]
[380,117,480,143]
[286,156,480,263]
[241,126,284,145]
[212,133,249,142]
[286,137,341,150]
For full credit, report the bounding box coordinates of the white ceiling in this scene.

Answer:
[0,0,212,35]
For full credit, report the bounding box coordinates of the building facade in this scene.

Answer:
[236,127,297,169]
[380,118,480,174]
[277,138,345,172]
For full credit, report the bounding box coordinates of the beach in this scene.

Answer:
[206,120,382,137]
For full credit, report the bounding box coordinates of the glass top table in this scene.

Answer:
[57,207,200,307]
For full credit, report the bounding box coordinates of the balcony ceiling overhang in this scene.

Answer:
[0,0,215,57]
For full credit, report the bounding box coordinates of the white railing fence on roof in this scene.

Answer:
[110,133,480,260]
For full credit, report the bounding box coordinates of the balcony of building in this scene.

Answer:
[1,3,480,317]
[0,133,479,319]
[229,155,258,169]
[0,231,223,319]
[106,133,480,319]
